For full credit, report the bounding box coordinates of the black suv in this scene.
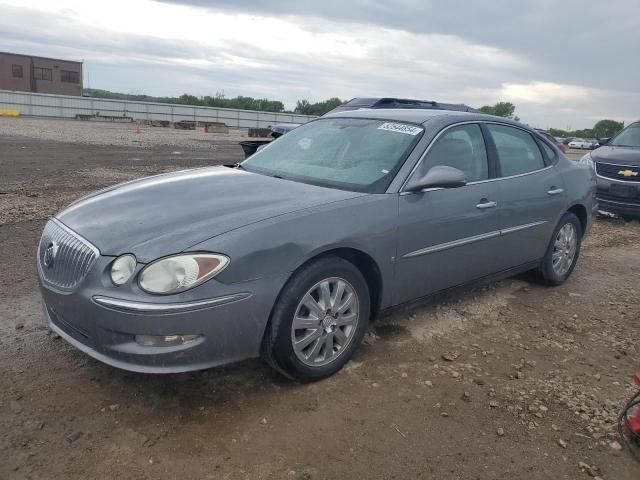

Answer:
[581,121,640,217]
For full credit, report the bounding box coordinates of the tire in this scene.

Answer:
[537,212,582,286]
[261,256,370,382]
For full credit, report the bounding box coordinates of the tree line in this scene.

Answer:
[83,89,342,115]
[83,90,625,136]
[547,119,624,139]
[479,102,623,138]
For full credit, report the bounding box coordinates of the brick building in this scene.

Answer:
[0,52,83,96]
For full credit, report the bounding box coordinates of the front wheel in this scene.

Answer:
[537,212,582,285]
[261,256,370,382]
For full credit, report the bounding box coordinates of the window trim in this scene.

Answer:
[400,121,493,192]
[535,137,557,166]
[484,123,549,179]
[532,131,559,166]
[11,64,23,78]
[60,70,80,83]
[399,120,554,192]
[33,67,53,81]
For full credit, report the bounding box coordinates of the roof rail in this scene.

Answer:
[330,97,480,114]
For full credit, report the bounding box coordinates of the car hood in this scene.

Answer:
[57,166,364,262]
[591,146,640,166]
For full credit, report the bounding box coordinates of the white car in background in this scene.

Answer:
[568,139,595,149]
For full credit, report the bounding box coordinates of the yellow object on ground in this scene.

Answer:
[0,109,20,116]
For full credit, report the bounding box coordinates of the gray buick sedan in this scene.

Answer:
[38,108,597,381]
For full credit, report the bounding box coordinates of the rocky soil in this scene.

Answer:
[0,117,266,149]
[0,125,638,479]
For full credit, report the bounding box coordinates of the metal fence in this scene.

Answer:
[0,90,315,128]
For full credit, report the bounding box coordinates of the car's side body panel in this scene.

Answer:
[394,183,503,304]
[494,166,567,268]
[553,154,598,226]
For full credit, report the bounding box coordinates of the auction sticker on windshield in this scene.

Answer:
[378,122,423,136]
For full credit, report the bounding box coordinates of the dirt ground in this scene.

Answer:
[1,120,639,480]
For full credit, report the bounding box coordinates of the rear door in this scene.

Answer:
[484,123,566,270]
[394,123,502,304]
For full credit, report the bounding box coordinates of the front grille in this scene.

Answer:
[598,191,640,205]
[38,219,99,291]
[596,162,640,182]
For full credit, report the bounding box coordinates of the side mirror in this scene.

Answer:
[404,165,466,192]
[599,138,610,146]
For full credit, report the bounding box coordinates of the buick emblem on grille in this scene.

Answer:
[43,242,58,269]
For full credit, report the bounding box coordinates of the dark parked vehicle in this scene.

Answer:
[38,108,596,382]
[239,123,302,158]
[580,120,640,217]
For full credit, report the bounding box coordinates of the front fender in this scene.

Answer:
[190,194,399,306]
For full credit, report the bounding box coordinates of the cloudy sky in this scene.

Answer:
[1,0,638,128]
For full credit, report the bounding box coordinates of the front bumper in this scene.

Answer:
[40,264,288,374]
[596,175,640,217]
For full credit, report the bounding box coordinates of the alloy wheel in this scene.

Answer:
[291,277,359,367]
[552,223,578,276]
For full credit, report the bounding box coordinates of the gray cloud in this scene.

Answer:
[1,1,638,128]
[160,0,640,91]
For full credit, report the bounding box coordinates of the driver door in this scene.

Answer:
[394,123,502,305]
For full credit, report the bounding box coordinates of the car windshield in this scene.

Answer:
[609,124,640,148]
[241,118,424,192]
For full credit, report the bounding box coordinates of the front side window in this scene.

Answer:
[61,70,79,83]
[414,124,488,182]
[33,67,52,81]
[487,124,545,177]
[12,64,23,78]
[609,124,640,148]
[242,118,423,192]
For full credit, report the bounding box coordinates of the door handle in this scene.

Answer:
[476,200,497,209]
[547,187,564,196]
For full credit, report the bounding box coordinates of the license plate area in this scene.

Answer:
[610,184,638,199]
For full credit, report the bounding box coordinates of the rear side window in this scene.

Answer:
[417,124,488,182]
[487,125,546,177]
[538,138,556,160]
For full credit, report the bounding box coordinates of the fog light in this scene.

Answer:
[134,334,200,347]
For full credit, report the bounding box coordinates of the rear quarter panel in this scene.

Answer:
[555,156,597,234]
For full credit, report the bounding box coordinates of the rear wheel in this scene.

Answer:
[537,212,582,285]
[262,256,370,382]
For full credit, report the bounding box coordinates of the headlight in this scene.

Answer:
[579,152,595,169]
[138,253,229,295]
[110,254,137,285]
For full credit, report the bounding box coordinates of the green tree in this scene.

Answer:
[592,119,624,138]
[294,99,313,115]
[83,89,286,112]
[479,101,519,121]
[294,98,343,116]
[178,94,200,105]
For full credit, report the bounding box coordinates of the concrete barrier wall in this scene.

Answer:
[0,90,315,128]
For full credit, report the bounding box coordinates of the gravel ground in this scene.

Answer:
[0,117,268,149]
[0,122,639,480]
